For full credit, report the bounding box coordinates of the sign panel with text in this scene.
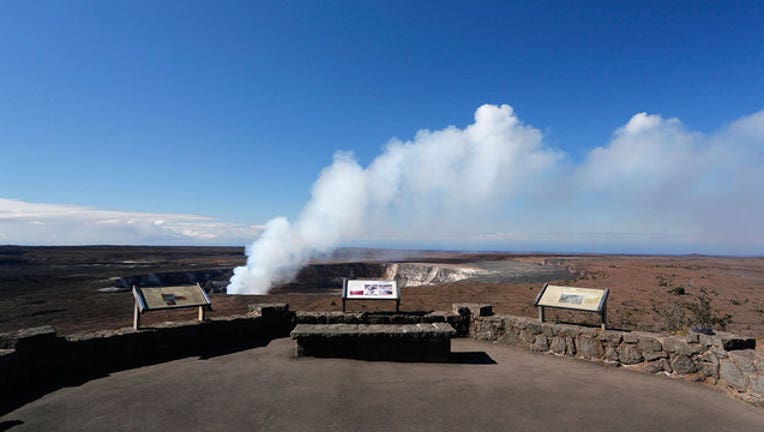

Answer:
[535,285,607,312]
[534,284,609,329]
[134,285,211,312]
[344,280,399,300]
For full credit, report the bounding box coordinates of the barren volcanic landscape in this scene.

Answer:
[1,246,763,344]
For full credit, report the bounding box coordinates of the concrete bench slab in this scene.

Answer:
[291,323,456,362]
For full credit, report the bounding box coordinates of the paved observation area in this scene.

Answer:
[2,338,762,432]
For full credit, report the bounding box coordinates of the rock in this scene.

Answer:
[497,330,525,347]
[532,335,549,352]
[720,359,749,392]
[326,312,347,324]
[453,303,493,317]
[507,316,529,330]
[699,334,714,348]
[698,352,719,383]
[550,336,566,354]
[0,326,58,350]
[671,355,699,375]
[751,377,764,397]
[685,332,700,343]
[526,322,542,335]
[248,303,289,315]
[599,331,622,346]
[645,359,671,374]
[617,344,645,365]
[719,334,756,351]
[729,351,756,376]
[699,357,720,382]
[643,350,668,361]
[663,337,701,356]
[604,346,619,363]
[638,336,662,352]
[520,329,537,344]
[565,336,576,356]
[541,324,557,337]
[577,336,604,359]
[709,340,730,359]
[97,286,131,293]
[452,305,471,317]
[558,327,580,338]
[622,333,639,344]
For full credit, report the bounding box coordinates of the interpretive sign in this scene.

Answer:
[534,284,609,329]
[132,284,211,329]
[342,279,400,312]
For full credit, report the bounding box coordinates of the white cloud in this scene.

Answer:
[0,198,263,245]
[571,110,764,251]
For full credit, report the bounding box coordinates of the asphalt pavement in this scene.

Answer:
[1,338,762,431]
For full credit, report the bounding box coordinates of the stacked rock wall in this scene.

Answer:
[470,313,763,407]
[0,305,294,413]
[294,310,470,336]
[1,303,762,412]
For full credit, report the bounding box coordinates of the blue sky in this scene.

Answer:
[1,1,763,253]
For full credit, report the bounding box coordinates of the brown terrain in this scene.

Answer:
[1,246,763,346]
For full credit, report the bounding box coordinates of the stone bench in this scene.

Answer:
[290,323,456,362]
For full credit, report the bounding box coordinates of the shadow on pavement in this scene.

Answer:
[0,337,277,417]
[448,351,497,365]
[198,337,272,360]
[0,421,23,431]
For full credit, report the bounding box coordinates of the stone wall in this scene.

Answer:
[469,311,763,407]
[2,303,762,413]
[0,304,294,414]
[0,304,471,414]
[293,309,470,336]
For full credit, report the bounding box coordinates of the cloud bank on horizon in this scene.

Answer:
[0,198,263,245]
[227,104,764,294]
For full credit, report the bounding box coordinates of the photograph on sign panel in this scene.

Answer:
[559,293,584,305]
[349,289,364,296]
[162,294,177,305]
[379,284,394,296]
[364,283,378,295]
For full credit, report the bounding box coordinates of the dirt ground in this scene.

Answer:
[1,246,763,344]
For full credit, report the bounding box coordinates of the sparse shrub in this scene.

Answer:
[684,289,731,331]
[668,286,686,296]
[730,298,741,306]
[651,302,688,334]
[651,286,731,333]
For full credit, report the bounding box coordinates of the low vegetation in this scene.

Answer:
[651,287,732,334]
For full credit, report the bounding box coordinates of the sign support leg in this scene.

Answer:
[133,300,140,330]
[538,306,545,323]
[601,303,607,330]
[198,305,205,322]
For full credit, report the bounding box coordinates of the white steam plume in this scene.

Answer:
[227,104,559,294]
[228,153,366,294]
[228,104,764,294]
